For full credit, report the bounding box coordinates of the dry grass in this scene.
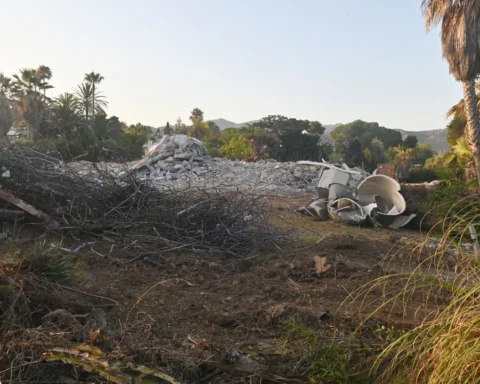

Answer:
[348,199,480,383]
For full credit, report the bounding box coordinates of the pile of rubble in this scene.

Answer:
[127,134,321,194]
[63,136,416,228]
[298,162,415,229]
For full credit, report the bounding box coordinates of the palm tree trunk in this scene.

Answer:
[91,84,96,161]
[463,79,480,184]
[27,123,36,142]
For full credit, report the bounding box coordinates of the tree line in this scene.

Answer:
[0,66,155,161]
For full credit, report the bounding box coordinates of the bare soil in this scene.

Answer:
[0,194,430,383]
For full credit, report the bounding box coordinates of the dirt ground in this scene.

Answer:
[0,194,431,383]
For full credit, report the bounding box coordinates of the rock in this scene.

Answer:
[1,170,10,178]
[164,157,175,162]
[193,167,208,175]
[90,307,107,329]
[41,309,82,331]
[174,151,192,160]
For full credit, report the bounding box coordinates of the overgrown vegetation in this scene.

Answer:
[350,198,480,383]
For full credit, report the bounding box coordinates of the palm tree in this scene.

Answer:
[35,65,53,100]
[422,0,480,181]
[393,147,414,180]
[12,68,39,93]
[84,72,104,120]
[446,80,480,119]
[0,73,11,96]
[74,82,107,119]
[189,108,209,139]
[15,93,44,141]
[445,136,473,167]
[50,93,82,139]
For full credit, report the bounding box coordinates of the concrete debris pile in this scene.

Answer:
[129,135,321,194]
[297,161,415,229]
[129,134,210,179]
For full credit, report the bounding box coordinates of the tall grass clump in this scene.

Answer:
[350,197,480,383]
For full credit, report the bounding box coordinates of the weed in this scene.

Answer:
[279,318,372,383]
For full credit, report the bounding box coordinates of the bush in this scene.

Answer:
[406,168,438,183]
[425,181,477,225]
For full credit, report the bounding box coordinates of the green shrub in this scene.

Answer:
[425,181,473,220]
[406,168,438,183]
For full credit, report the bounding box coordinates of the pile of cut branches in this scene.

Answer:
[0,142,292,257]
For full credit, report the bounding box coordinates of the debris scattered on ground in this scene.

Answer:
[313,255,332,274]
[298,161,416,229]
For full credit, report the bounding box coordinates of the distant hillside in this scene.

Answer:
[323,124,448,153]
[211,118,259,130]
[157,118,449,153]
[395,128,448,152]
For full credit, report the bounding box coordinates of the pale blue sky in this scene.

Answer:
[1,0,461,130]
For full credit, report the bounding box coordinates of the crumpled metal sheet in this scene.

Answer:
[297,162,415,229]
[328,198,366,224]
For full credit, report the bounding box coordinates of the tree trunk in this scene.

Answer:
[463,79,480,184]
[27,123,36,142]
[91,84,96,161]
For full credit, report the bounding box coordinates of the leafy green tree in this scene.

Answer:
[412,144,434,166]
[331,120,403,166]
[318,142,333,161]
[221,133,254,160]
[119,123,149,159]
[370,138,386,165]
[93,114,124,143]
[447,116,467,148]
[422,0,480,181]
[206,121,221,136]
[403,135,418,148]
[247,115,326,161]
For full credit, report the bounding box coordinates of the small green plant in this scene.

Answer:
[373,325,403,347]
[280,318,372,384]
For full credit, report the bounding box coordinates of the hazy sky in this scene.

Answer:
[1,0,462,130]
